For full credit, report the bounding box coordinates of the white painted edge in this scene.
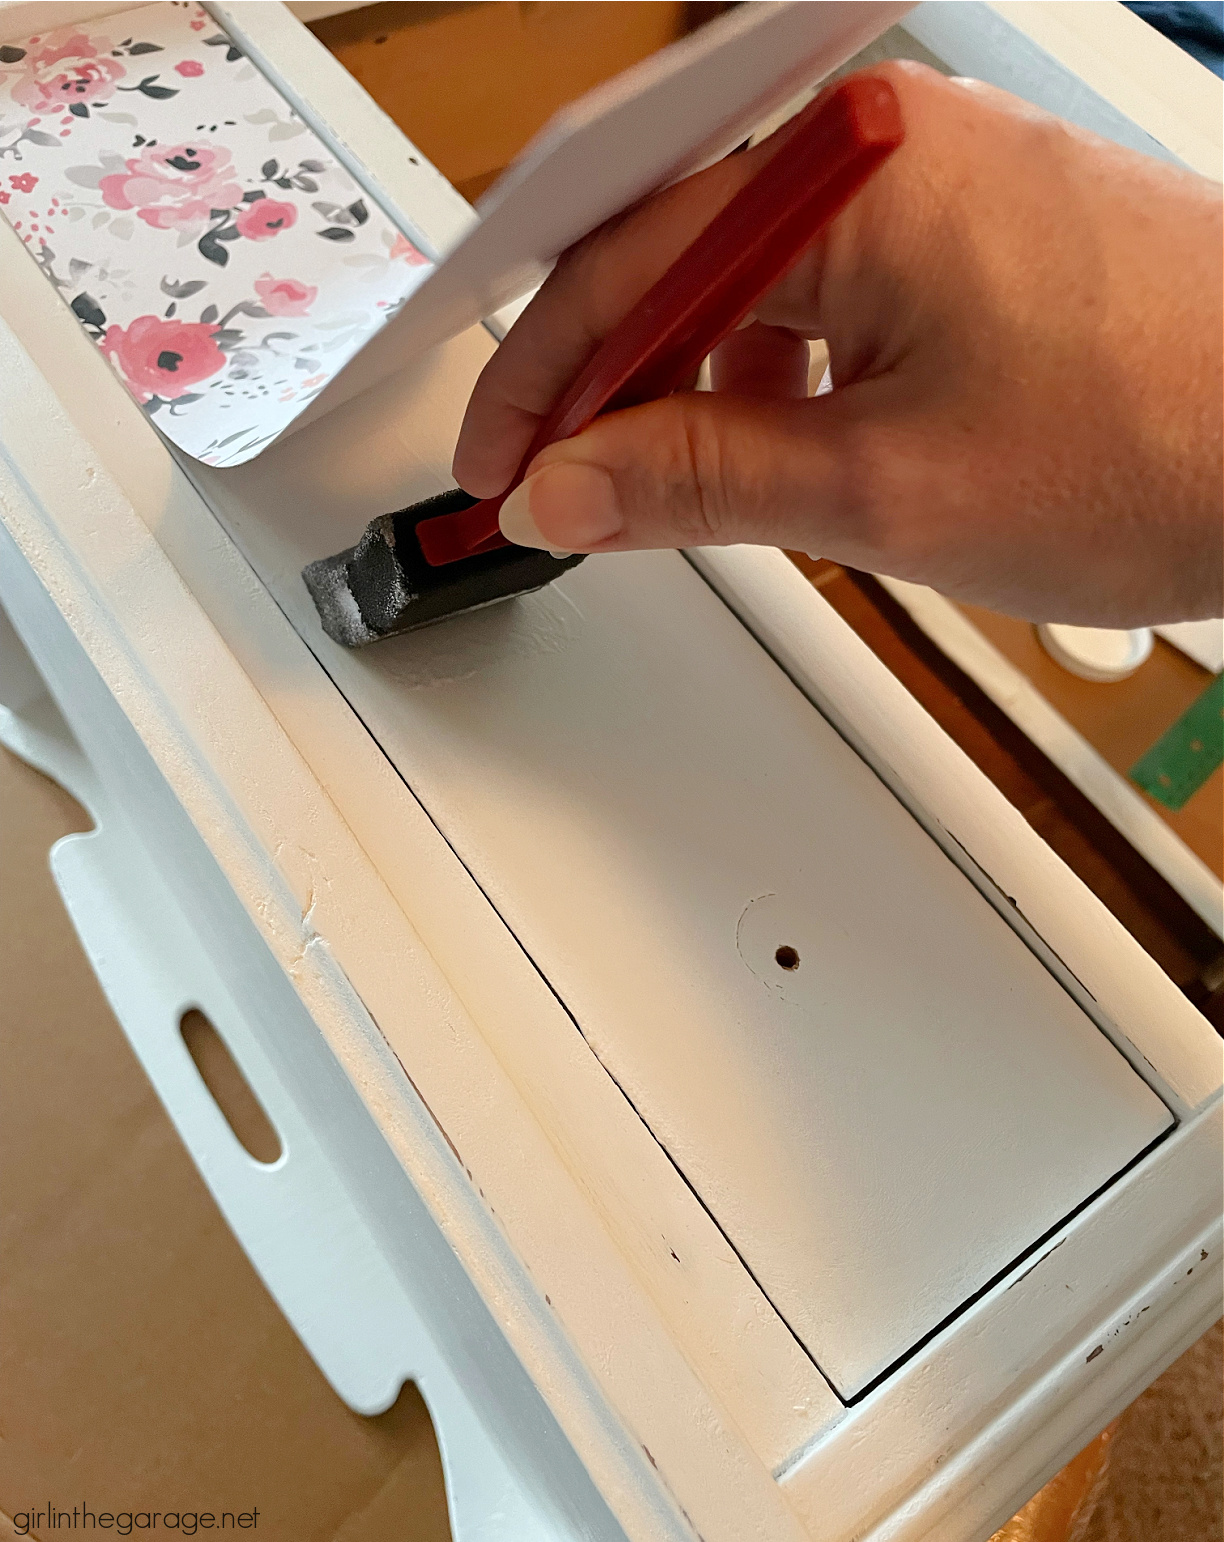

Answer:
[1156,618,1224,676]
[777,1109,1223,1541]
[0,593,608,1542]
[878,577,1224,940]
[862,1179,1223,1541]
[987,0,1223,179]
[905,0,1222,178]
[286,1,371,21]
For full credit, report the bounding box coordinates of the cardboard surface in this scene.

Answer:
[0,743,452,1542]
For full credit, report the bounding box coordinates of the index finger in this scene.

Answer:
[451,137,778,499]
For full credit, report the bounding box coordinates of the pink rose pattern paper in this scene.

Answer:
[0,2,433,465]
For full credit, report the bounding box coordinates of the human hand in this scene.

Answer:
[451,62,1222,625]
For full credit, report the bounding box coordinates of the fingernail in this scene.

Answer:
[498,462,623,551]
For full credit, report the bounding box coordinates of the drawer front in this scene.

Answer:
[197,331,1172,1400]
[1,5,1218,1539]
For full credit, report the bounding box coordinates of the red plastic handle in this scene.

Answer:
[418,74,904,567]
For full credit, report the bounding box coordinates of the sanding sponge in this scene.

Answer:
[302,488,585,647]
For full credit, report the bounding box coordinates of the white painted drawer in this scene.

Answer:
[0,3,1220,1541]
[196,325,1172,1402]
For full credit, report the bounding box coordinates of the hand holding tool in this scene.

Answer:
[304,74,904,645]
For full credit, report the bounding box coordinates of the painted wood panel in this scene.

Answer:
[191,329,1172,1398]
[1,6,1216,1532]
[1,183,1216,1542]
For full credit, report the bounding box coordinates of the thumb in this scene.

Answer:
[497,387,888,557]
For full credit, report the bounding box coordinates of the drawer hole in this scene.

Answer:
[774,945,800,971]
[181,1009,282,1165]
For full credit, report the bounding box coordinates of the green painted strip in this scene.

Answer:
[1129,671,1224,811]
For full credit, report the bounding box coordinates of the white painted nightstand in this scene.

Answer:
[1,5,1219,1540]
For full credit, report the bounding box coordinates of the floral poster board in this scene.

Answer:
[0,2,433,466]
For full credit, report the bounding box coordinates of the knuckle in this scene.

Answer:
[668,400,733,541]
[583,399,731,543]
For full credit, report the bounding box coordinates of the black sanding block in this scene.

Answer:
[302,488,585,647]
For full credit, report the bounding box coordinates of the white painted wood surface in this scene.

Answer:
[0,612,578,1542]
[190,328,1172,1400]
[3,213,1221,1540]
[1,3,1221,1540]
[4,264,1218,1536]
[987,1,1222,176]
[906,0,1222,176]
[0,225,831,1541]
